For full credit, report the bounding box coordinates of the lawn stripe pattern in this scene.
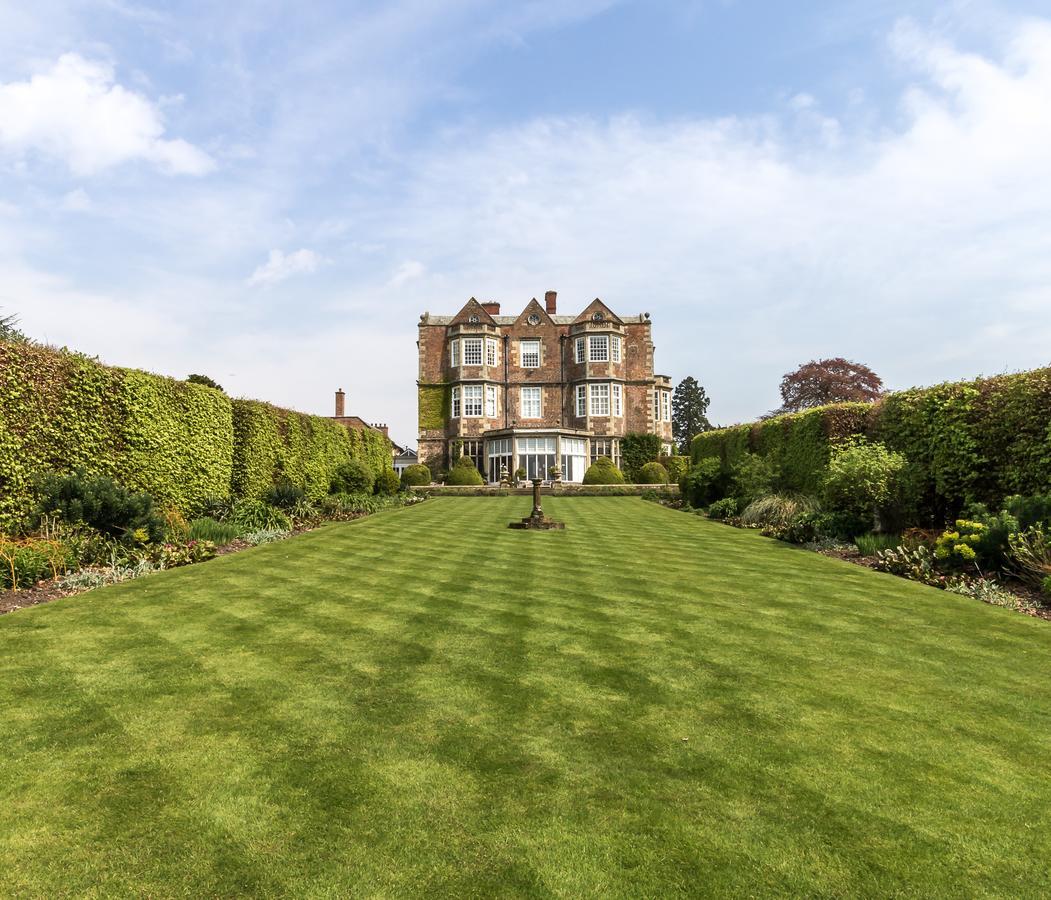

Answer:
[1,497,1049,897]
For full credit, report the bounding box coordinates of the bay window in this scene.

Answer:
[612,383,622,417]
[611,336,621,362]
[589,383,610,416]
[575,384,587,417]
[452,386,461,418]
[575,337,585,364]
[589,335,609,362]
[463,384,483,416]
[462,337,483,366]
[485,385,497,417]
[450,340,460,367]
[516,436,556,481]
[486,338,498,367]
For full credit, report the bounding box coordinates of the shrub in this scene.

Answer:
[854,533,903,557]
[1006,526,1051,590]
[583,457,626,485]
[147,540,218,569]
[330,459,375,495]
[681,458,723,507]
[243,529,290,546]
[706,497,738,520]
[740,494,820,530]
[732,454,780,507]
[228,499,292,533]
[935,508,1019,571]
[163,508,190,542]
[36,473,165,544]
[620,433,663,482]
[188,517,241,545]
[873,545,947,588]
[1004,494,1051,531]
[637,462,670,485]
[266,478,307,510]
[661,455,690,484]
[446,457,485,486]
[401,464,432,487]
[822,439,907,537]
[374,469,401,495]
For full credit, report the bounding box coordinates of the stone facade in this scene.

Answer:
[417,292,674,482]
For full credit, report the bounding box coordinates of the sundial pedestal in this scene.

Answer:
[509,479,565,530]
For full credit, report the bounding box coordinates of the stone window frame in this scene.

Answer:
[452,385,461,418]
[485,385,498,418]
[589,335,609,363]
[611,336,622,362]
[575,384,587,418]
[462,337,483,366]
[520,386,542,419]
[520,339,541,368]
[486,338,498,367]
[612,383,623,417]
[574,337,585,364]
[589,383,610,416]
[463,384,484,417]
[450,340,460,368]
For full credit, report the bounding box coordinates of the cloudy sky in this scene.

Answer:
[2,0,1050,444]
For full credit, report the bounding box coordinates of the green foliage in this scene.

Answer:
[330,459,375,495]
[36,472,165,544]
[671,376,712,453]
[582,457,625,485]
[231,399,391,502]
[266,478,307,510]
[187,517,241,545]
[660,455,689,483]
[822,439,907,536]
[620,433,663,482]
[0,537,70,589]
[418,384,450,430]
[186,374,224,392]
[0,342,233,533]
[706,497,738,520]
[740,494,820,529]
[147,540,218,568]
[374,469,402,495]
[1004,493,1051,531]
[732,453,780,507]
[854,533,903,556]
[401,464,432,487]
[446,457,484,486]
[0,310,28,344]
[228,499,292,533]
[1006,526,1051,590]
[681,457,723,507]
[637,461,669,485]
[873,545,947,588]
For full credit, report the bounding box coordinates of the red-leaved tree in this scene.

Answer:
[775,358,883,414]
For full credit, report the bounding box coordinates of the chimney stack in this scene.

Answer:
[335,388,345,418]
[545,290,557,314]
[482,302,501,315]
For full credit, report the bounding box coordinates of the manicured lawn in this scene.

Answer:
[1,497,1049,897]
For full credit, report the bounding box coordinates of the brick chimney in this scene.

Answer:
[482,302,501,315]
[545,290,557,314]
[335,388,345,418]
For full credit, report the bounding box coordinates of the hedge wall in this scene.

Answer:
[231,399,392,501]
[691,368,1051,520]
[0,342,392,531]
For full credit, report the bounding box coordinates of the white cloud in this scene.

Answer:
[0,53,214,176]
[59,188,92,212]
[388,260,426,287]
[246,248,323,287]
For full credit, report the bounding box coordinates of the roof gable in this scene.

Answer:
[450,297,497,327]
[573,298,623,325]
[512,297,554,327]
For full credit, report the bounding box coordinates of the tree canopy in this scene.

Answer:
[671,376,712,453]
[775,358,883,414]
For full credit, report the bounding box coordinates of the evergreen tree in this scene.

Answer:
[0,309,27,343]
[671,376,712,454]
[187,373,224,392]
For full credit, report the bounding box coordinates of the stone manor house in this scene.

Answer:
[417,292,674,482]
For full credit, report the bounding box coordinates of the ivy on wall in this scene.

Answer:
[418,384,450,431]
[0,342,392,532]
[692,368,1051,521]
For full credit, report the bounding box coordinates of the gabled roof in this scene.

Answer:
[449,297,497,327]
[512,297,555,327]
[573,298,623,326]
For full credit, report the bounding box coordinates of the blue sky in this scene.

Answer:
[2,0,1050,445]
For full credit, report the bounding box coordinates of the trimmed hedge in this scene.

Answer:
[0,342,392,531]
[691,367,1051,521]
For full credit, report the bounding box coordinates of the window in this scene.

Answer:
[487,437,512,483]
[589,383,610,416]
[462,337,483,366]
[520,386,541,418]
[574,337,585,364]
[661,390,671,422]
[450,340,460,367]
[486,339,498,367]
[561,438,587,483]
[590,438,620,468]
[520,339,540,368]
[612,383,622,417]
[517,436,556,481]
[452,386,461,418]
[611,336,621,362]
[575,384,587,417]
[460,439,483,465]
[589,335,609,362]
[463,385,483,417]
[653,390,660,422]
[485,385,497,418]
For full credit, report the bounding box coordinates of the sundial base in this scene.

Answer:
[508,479,566,530]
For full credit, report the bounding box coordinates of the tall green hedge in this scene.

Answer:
[692,368,1051,521]
[0,342,391,532]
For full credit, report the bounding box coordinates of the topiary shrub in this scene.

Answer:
[583,457,625,485]
[637,461,670,484]
[374,469,401,495]
[400,464,432,488]
[446,457,485,486]
[330,459,375,495]
[36,472,165,544]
